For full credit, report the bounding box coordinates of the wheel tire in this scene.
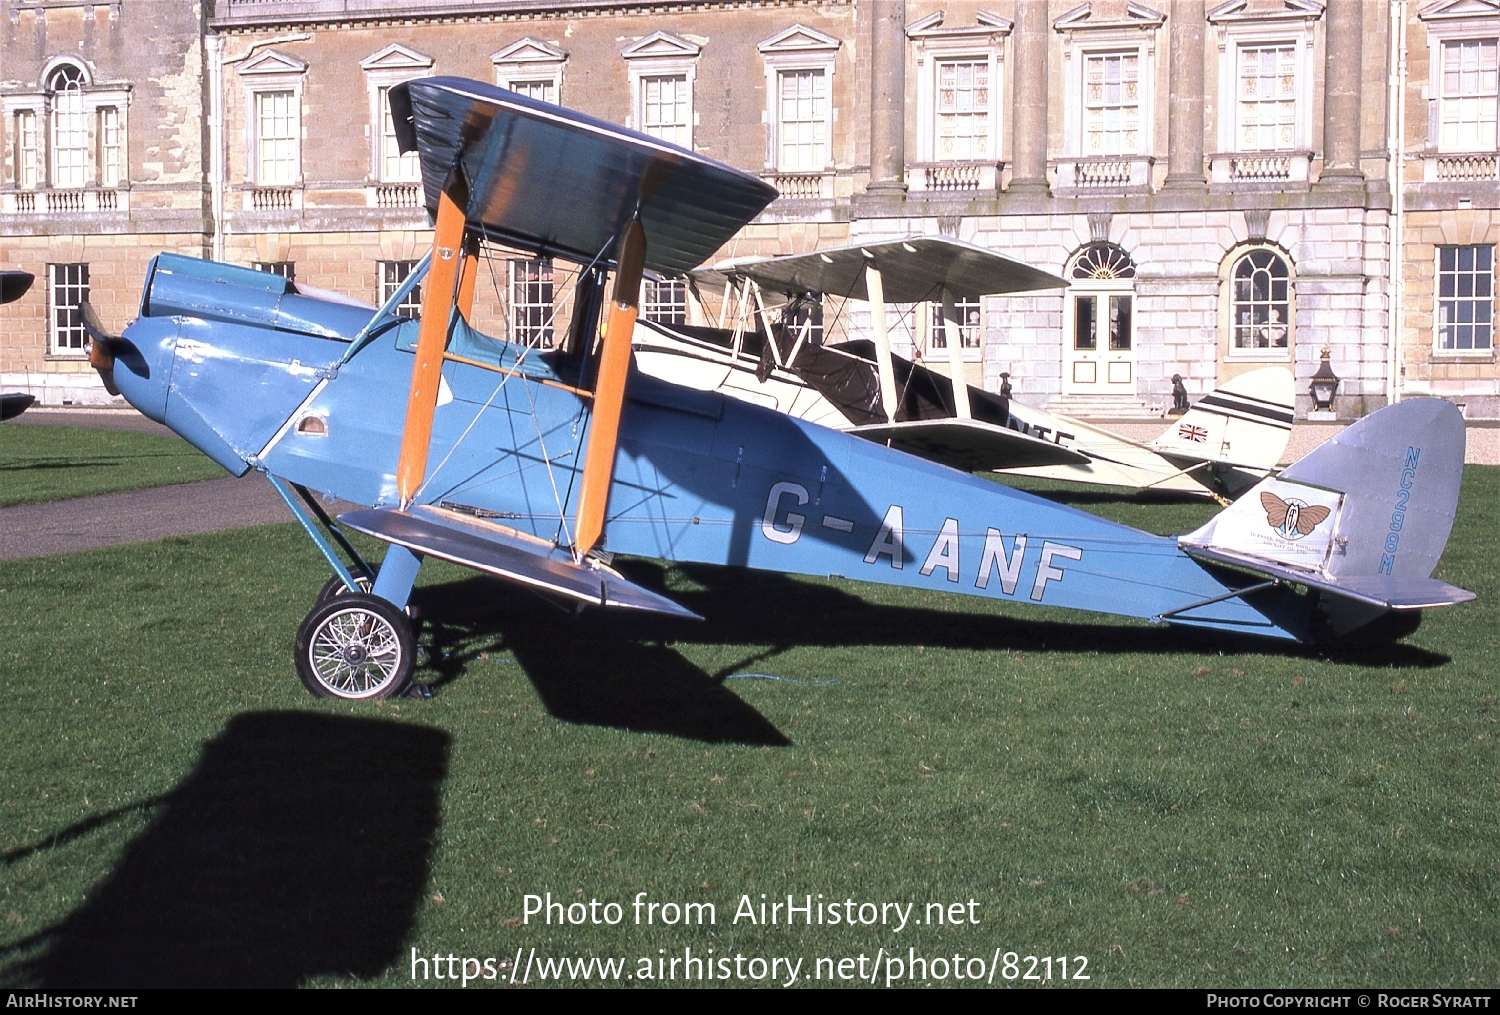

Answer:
[294,593,415,700]
[316,566,377,604]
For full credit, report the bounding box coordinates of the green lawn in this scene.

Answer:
[0,424,224,507]
[0,469,1494,988]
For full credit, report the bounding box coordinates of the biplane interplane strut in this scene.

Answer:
[90,76,1473,701]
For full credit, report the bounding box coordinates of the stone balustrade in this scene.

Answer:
[1,189,127,214]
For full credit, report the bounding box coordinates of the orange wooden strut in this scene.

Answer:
[395,186,468,507]
[573,219,646,558]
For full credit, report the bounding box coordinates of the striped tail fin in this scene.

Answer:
[1148,366,1295,470]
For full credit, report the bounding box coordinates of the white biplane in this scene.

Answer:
[633,237,1295,499]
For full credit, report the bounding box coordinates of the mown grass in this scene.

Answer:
[0,424,223,507]
[0,469,1495,988]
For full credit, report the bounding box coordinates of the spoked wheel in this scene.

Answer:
[294,593,414,700]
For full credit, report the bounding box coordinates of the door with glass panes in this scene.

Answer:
[1062,243,1137,396]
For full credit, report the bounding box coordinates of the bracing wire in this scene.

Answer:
[413,233,617,554]
[415,243,561,503]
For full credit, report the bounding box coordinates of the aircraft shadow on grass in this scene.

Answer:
[409,563,1451,745]
[5,712,448,989]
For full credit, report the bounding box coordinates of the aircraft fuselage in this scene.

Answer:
[115,305,1298,642]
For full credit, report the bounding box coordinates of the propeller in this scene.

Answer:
[80,300,123,397]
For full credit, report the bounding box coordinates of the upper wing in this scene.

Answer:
[391,77,777,275]
[695,235,1067,302]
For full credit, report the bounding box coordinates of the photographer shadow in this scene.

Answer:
[14,711,449,988]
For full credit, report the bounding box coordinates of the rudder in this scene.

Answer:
[1149,366,1295,470]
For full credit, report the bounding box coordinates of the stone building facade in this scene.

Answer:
[0,0,1495,421]
[1396,0,1500,419]
[0,0,209,405]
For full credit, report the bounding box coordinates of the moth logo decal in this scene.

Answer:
[1260,491,1330,541]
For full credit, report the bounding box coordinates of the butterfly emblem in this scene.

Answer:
[1261,491,1330,541]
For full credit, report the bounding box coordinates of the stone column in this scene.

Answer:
[866,0,907,196]
[1316,0,1364,186]
[1008,0,1050,194]
[1162,0,1207,189]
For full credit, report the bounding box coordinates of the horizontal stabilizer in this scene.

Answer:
[1182,544,1475,610]
[850,418,1090,470]
[338,506,701,620]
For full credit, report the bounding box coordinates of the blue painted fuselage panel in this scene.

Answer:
[168,315,343,473]
[251,326,1292,640]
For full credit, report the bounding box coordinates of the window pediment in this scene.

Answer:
[491,38,568,67]
[757,24,841,56]
[360,44,433,73]
[1417,0,1500,21]
[238,50,308,76]
[1054,2,1166,32]
[907,10,1013,41]
[623,31,703,60]
[1208,0,1324,25]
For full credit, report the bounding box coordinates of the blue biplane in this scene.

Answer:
[83,77,1473,700]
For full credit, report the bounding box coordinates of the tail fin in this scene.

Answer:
[1148,366,1294,470]
[1180,398,1473,623]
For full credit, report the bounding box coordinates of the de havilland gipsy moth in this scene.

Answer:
[80,76,1471,700]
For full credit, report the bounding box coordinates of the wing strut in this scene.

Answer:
[573,218,647,559]
[864,260,900,424]
[396,174,468,508]
[940,287,973,419]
